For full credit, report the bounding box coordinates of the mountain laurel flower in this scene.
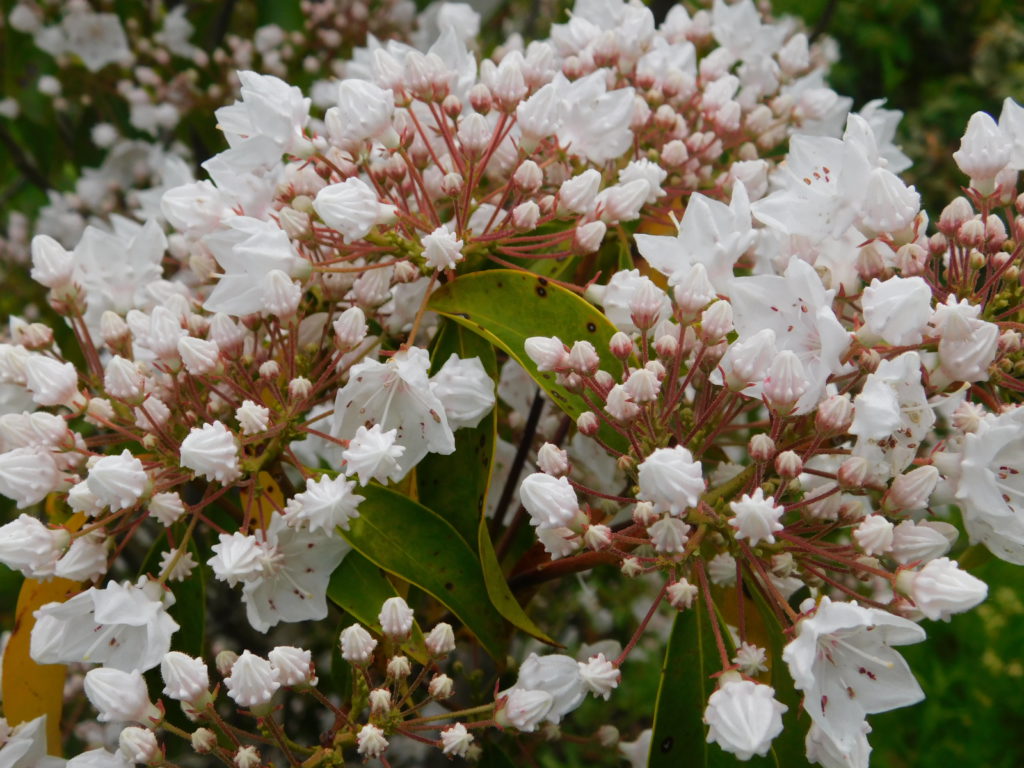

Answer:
[340,624,377,664]
[667,579,699,610]
[313,177,381,243]
[637,446,705,516]
[525,336,569,371]
[953,111,1012,192]
[30,234,75,288]
[329,80,397,146]
[103,355,145,400]
[180,422,240,484]
[333,307,368,349]
[54,532,108,581]
[704,677,786,761]
[161,651,210,704]
[883,465,939,512]
[119,726,159,764]
[729,488,784,546]
[853,515,895,556]
[225,650,280,709]
[283,473,363,533]
[357,725,388,760]
[511,653,587,724]
[578,653,620,700]
[269,646,315,687]
[648,516,692,553]
[379,596,414,640]
[762,350,809,411]
[235,400,271,436]
[891,520,955,565]
[208,532,265,586]
[178,336,220,375]
[87,449,149,511]
[148,492,186,527]
[84,668,160,724]
[342,424,405,486]
[24,354,79,407]
[537,443,570,476]
[421,226,464,270]
[0,513,68,578]
[429,354,496,429]
[519,473,580,530]
[425,622,456,656]
[896,557,988,621]
[441,723,474,758]
[860,276,933,346]
[498,687,555,733]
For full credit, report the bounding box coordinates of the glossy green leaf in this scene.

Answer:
[649,603,778,768]
[326,551,428,664]
[422,320,555,644]
[429,269,627,453]
[341,484,508,662]
[421,318,498,545]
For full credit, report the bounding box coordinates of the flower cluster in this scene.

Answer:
[0,0,1021,766]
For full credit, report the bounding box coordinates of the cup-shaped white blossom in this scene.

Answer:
[519,473,580,530]
[313,178,381,243]
[430,354,496,429]
[637,446,704,516]
[342,424,406,486]
[269,646,315,687]
[953,111,1011,190]
[704,679,786,761]
[509,653,587,724]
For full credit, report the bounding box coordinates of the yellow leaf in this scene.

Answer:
[2,511,87,756]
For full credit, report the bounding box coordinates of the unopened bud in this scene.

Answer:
[192,728,217,753]
[429,674,454,699]
[577,411,599,435]
[774,450,802,479]
[883,465,939,512]
[748,434,775,462]
[838,456,869,489]
[537,443,570,476]
[215,650,238,677]
[815,394,853,433]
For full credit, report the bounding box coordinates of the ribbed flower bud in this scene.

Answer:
[379,597,414,640]
[225,650,280,709]
[340,624,377,664]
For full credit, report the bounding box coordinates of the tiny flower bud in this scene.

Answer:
[537,443,570,476]
[234,746,261,768]
[369,688,393,715]
[609,332,634,359]
[837,456,870,489]
[119,727,159,764]
[379,596,414,640]
[429,673,454,699]
[748,434,775,462]
[387,655,412,679]
[425,622,456,656]
[584,524,612,550]
[215,650,238,677]
[883,465,939,512]
[577,411,599,435]
[340,624,377,664]
[774,450,802,479]
[667,579,699,609]
[192,728,217,753]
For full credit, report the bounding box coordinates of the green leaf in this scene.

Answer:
[429,269,627,453]
[326,552,428,664]
[341,485,508,662]
[649,604,778,768]
[139,535,205,657]
[422,320,555,645]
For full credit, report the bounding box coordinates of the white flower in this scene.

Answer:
[853,515,894,556]
[506,653,587,724]
[215,70,311,158]
[425,623,456,656]
[180,422,240,484]
[498,688,555,732]
[148,492,186,527]
[860,276,933,346]
[236,513,349,632]
[23,354,78,407]
[178,336,220,375]
[235,400,270,436]
[54,532,108,581]
[284,473,363,533]
[704,679,786,761]
[733,642,768,675]
[87,449,148,511]
[553,72,635,164]
[313,178,381,243]
[648,516,692,553]
[729,488,784,545]
[356,724,389,759]
[161,651,209,703]
[328,80,397,146]
[953,111,1011,190]
[31,578,178,672]
[118,727,158,764]
[202,217,304,317]
[379,596,414,640]
[340,624,377,664]
[519,473,580,529]
[269,646,315,686]
[441,723,474,757]
[637,446,705,516]
[332,347,454,479]
[0,716,63,768]
[430,354,496,429]
[589,269,671,334]
[225,650,279,708]
[896,557,987,621]
[0,448,62,509]
[342,424,406,486]
[0,514,68,578]
[931,296,999,384]
[578,653,620,700]
[890,520,956,565]
[30,234,75,288]
[421,226,464,270]
[83,668,159,723]
[782,597,925,758]
[61,11,131,72]
[805,721,873,768]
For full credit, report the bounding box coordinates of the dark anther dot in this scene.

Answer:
[660,737,674,753]
[536,286,547,297]
[458,312,471,319]
[445,581,454,591]
[586,322,597,332]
